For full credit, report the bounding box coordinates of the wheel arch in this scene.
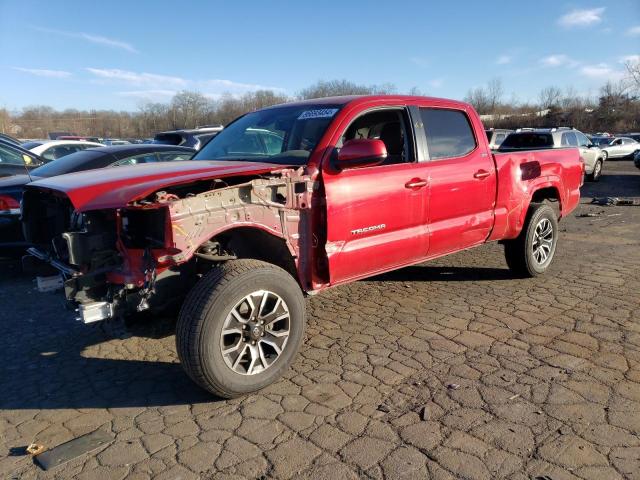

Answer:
[209,226,300,286]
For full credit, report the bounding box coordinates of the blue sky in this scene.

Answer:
[0,0,638,111]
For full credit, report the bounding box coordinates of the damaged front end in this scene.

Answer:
[22,167,312,324]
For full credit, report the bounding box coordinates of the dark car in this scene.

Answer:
[588,136,614,147]
[0,144,195,249]
[152,125,223,150]
[620,133,640,143]
[0,140,45,178]
[0,133,22,146]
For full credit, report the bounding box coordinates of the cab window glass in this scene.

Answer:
[420,108,477,160]
[340,109,413,165]
[157,152,193,162]
[111,153,158,166]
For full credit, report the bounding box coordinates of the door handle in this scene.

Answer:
[473,170,491,179]
[405,178,428,189]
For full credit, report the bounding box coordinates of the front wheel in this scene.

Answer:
[176,259,306,398]
[504,203,558,277]
[601,151,608,161]
[587,159,602,182]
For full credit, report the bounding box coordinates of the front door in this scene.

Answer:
[322,107,429,284]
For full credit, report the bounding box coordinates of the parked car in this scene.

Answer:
[601,137,640,160]
[153,125,223,150]
[499,127,605,181]
[0,144,195,249]
[485,128,513,150]
[22,140,104,161]
[22,95,583,398]
[617,133,640,143]
[48,131,75,140]
[588,136,615,147]
[103,139,131,146]
[0,133,22,146]
[0,140,45,178]
[57,136,103,143]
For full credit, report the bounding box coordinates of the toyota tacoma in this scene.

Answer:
[22,95,583,397]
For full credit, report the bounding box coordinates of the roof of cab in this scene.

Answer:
[263,95,472,110]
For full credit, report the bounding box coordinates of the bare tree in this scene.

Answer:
[298,79,396,99]
[464,86,491,114]
[6,77,640,138]
[538,86,563,110]
[486,78,504,113]
[169,91,214,129]
[624,59,640,92]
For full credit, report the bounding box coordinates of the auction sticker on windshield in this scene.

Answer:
[298,109,339,120]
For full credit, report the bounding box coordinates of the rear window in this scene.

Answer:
[153,133,184,145]
[420,108,477,160]
[31,150,104,177]
[500,133,553,149]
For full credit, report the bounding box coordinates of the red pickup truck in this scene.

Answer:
[22,95,582,397]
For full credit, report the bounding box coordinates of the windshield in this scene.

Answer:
[193,104,341,165]
[31,149,104,177]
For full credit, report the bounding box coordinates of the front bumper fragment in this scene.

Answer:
[77,302,114,323]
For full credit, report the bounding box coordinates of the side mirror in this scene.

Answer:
[336,139,387,169]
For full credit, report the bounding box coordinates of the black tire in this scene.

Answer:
[587,159,602,182]
[176,259,306,398]
[504,203,558,278]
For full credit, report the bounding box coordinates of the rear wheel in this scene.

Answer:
[587,159,602,182]
[176,259,306,398]
[504,203,558,277]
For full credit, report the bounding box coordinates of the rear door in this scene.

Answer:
[418,107,497,256]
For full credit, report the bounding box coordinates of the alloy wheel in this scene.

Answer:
[220,290,290,375]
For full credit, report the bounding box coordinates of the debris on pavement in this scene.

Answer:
[591,197,640,206]
[420,405,429,420]
[446,383,460,390]
[26,443,45,455]
[34,429,114,471]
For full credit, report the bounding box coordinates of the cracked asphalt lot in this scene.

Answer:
[1,161,639,479]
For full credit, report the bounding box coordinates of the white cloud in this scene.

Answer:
[496,55,512,65]
[619,55,640,64]
[12,67,72,78]
[409,57,429,68]
[558,7,605,27]
[540,54,578,67]
[86,68,187,88]
[580,63,623,80]
[116,90,177,101]
[428,78,444,88]
[626,25,640,36]
[86,67,286,102]
[198,79,285,93]
[33,26,138,53]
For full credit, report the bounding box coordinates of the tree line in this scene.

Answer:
[2,63,639,139]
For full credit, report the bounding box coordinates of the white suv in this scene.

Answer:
[499,127,606,181]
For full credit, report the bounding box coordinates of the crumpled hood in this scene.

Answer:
[27,160,288,211]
